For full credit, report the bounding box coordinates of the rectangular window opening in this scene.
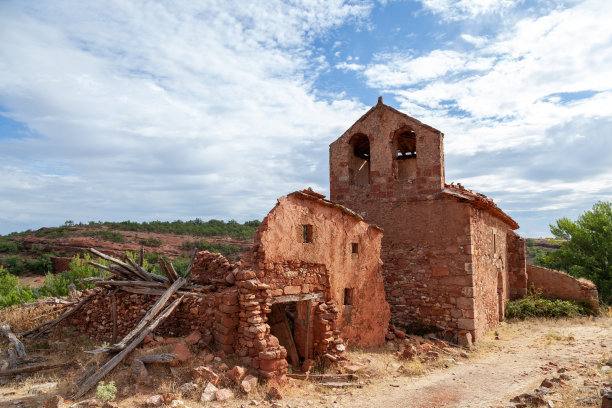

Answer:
[344,288,354,306]
[302,224,313,243]
[351,243,359,254]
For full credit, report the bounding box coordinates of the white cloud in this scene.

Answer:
[0,0,375,233]
[419,0,522,21]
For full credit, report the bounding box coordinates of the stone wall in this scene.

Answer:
[251,191,390,348]
[507,232,527,299]
[470,207,510,340]
[527,265,599,311]
[69,288,222,342]
[190,251,237,286]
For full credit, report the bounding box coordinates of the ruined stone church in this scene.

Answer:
[329,97,528,340]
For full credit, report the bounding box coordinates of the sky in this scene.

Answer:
[1,0,611,237]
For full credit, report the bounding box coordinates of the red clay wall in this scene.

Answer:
[527,265,599,311]
[251,192,390,348]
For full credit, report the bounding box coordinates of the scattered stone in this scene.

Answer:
[602,366,612,372]
[200,383,219,402]
[460,351,469,359]
[184,331,202,346]
[401,345,417,360]
[102,402,119,408]
[132,359,149,384]
[575,396,599,405]
[424,351,439,362]
[178,382,198,397]
[540,379,554,389]
[144,395,164,407]
[268,386,283,400]
[602,391,612,408]
[241,375,258,394]
[169,400,185,408]
[457,331,472,349]
[215,388,234,402]
[534,387,550,395]
[28,382,59,395]
[169,343,192,366]
[343,364,364,374]
[43,395,64,408]
[560,374,572,381]
[191,366,219,385]
[228,365,247,384]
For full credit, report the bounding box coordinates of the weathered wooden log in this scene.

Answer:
[287,373,359,382]
[125,256,153,282]
[139,353,175,364]
[117,286,202,297]
[21,291,96,339]
[1,325,26,358]
[88,248,141,280]
[0,361,76,377]
[159,258,179,283]
[69,283,78,298]
[74,296,184,399]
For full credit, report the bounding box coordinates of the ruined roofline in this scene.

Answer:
[288,189,384,233]
[330,96,443,147]
[442,183,519,230]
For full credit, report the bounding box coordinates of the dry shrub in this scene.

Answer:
[0,302,63,333]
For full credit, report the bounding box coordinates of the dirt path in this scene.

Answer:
[290,318,611,408]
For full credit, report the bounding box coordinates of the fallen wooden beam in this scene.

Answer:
[287,373,359,382]
[117,286,203,297]
[318,382,363,388]
[74,295,184,399]
[139,353,175,364]
[1,325,26,358]
[270,292,324,304]
[0,361,76,377]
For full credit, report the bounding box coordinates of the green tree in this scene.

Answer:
[539,201,612,303]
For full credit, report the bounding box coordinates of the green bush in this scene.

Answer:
[0,265,37,308]
[2,256,25,274]
[35,226,71,238]
[0,237,22,253]
[96,381,117,402]
[505,293,592,319]
[138,237,163,247]
[180,239,244,260]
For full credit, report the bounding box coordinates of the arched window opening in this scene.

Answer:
[349,133,370,186]
[394,130,417,181]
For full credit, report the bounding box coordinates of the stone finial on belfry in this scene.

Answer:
[377,96,383,105]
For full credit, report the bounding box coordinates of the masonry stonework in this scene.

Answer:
[330,98,526,341]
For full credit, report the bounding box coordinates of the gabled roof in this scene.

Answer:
[287,189,383,232]
[331,97,442,147]
[442,183,519,230]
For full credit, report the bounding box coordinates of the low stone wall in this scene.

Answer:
[69,288,224,342]
[191,251,237,285]
[527,265,599,311]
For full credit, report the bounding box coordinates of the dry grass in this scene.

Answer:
[0,302,64,333]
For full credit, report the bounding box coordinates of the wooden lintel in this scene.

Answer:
[270,291,323,304]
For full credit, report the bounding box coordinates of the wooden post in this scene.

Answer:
[305,300,312,361]
[111,293,117,344]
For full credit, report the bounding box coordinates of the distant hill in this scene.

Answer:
[0,219,258,284]
[525,238,562,265]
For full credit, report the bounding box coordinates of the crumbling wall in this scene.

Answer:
[470,207,511,340]
[251,192,390,348]
[191,251,237,285]
[507,232,527,299]
[527,265,599,311]
[69,288,223,342]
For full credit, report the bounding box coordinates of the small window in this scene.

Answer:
[493,231,497,254]
[302,225,313,243]
[344,288,354,306]
[351,243,359,254]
